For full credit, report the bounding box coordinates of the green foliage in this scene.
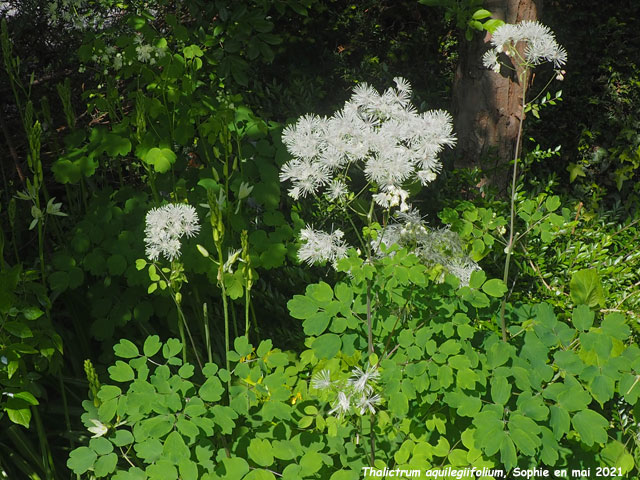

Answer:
[71,249,639,476]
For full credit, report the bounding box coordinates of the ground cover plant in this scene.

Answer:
[1,1,640,479]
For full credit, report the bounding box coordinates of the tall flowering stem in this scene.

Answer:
[482,21,567,341]
[143,203,202,366]
[207,189,232,393]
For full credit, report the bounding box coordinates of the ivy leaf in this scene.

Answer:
[571,409,608,446]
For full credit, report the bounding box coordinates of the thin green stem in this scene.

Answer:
[499,68,529,342]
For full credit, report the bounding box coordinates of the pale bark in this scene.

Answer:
[451,0,542,189]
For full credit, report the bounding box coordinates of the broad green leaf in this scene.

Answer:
[600,440,635,473]
[572,305,594,331]
[114,339,139,359]
[67,447,97,474]
[6,406,31,427]
[491,375,511,405]
[299,451,323,475]
[199,376,224,402]
[144,148,177,173]
[311,333,341,359]
[90,437,114,455]
[247,438,274,467]
[112,429,134,446]
[601,312,630,340]
[570,268,604,308]
[163,431,189,464]
[108,361,135,382]
[572,409,608,446]
[222,457,250,480]
[389,391,409,416]
[287,295,318,319]
[143,335,162,356]
[482,278,507,297]
[94,452,118,477]
[508,413,541,455]
[178,458,198,480]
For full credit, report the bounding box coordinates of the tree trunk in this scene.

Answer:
[451,0,542,190]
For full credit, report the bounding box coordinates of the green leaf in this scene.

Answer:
[6,406,31,427]
[567,163,586,182]
[287,295,318,319]
[222,457,250,480]
[112,429,134,447]
[491,375,511,405]
[471,8,492,19]
[389,391,409,416]
[302,311,331,336]
[163,431,190,464]
[108,361,135,382]
[114,339,139,358]
[179,458,198,480]
[162,338,182,359]
[144,147,177,173]
[90,437,114,455]
[299,451,323,475]
[482,278,507,297]
[199,376,224,402]
[600,441,635,473]
[311,333,341,359]
[247,438,274,467]
[570,268,605,308]
[143,335,162,357]
[508,413,541,455]
[67,447,97,474]
[572,305,594,331]
[572,409,608,446]
[601,312,630,340]
[244,469,276,480]
[94,452,118,477]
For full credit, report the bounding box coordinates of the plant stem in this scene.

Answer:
[499,69,529,342]
[217,244,231,393]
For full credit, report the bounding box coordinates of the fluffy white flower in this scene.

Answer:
[356,393,381,415]
[328,391,351,418]
[485,20,567,72]
[298,227,349,267]
[311,370,333,390]
[482,49,501,73]
[348,365,380,394]
[280,78,456,209]
[144,204,200,261]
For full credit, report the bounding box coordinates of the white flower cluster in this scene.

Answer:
[298,227,348,267]
[374,210,480,287]
[280,77,456,208]
[311,364,382,418]
[144,204,200,261]
[134,36,166,65]
[482,21,567,73]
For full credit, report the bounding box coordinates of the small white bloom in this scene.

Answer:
[482,49,501,73]
[88,419,108,438]
[311,370,333,390]
[328,391,351,418]
[348,364,380,394]
[356,393,381,415]
[144,204,200,261]
[298,227,349,267]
